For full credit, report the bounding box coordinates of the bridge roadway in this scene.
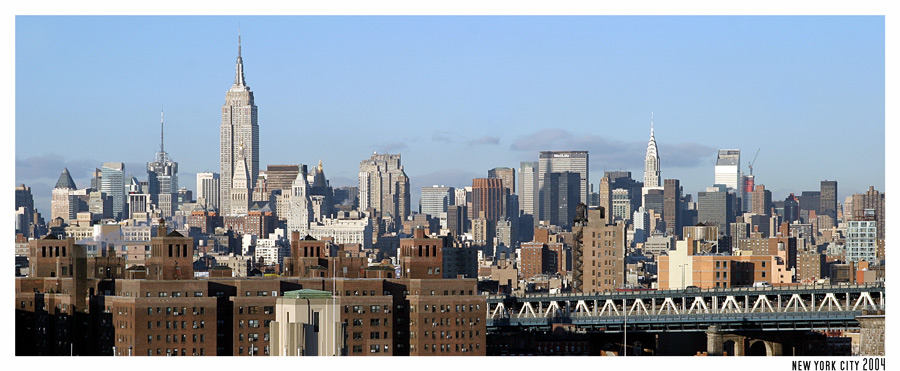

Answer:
[485,283,885,332]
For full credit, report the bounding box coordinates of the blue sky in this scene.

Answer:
[15,16,885,214]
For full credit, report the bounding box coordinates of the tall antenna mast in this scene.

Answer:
[160,107,165,153]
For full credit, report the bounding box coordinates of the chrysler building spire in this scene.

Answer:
[644,112,660,188]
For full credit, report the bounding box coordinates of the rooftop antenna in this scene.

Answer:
[160,107,165,153]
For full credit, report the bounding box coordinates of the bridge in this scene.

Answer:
[486,284,885,332]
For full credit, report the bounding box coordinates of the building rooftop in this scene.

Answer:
[283,289,333,299]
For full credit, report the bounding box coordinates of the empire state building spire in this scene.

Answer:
[234,31,247,88]
[644,112,661,188]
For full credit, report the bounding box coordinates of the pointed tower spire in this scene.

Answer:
[55,167,77,189]
[317,159,323,173]
[234,29,246,87]
[644,112,661,188]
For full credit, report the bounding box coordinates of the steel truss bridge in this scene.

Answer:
[486,284,885,332]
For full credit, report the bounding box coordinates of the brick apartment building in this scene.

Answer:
[15,232,486,356]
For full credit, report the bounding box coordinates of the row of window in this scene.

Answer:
[415,343,479,353]
[416,317,480,327]
[344,305,390,314]
[148,320,205,330]
[350,318,389,326]
[237,345,268,356]
[351,331,390,340]
[147,333,206,344]
[147,291,204,297]
[40,245,66,258]
[237,333,268,342]
[412,304,479,313]
[242,291,277,297]
[415,330,479,339]
[238,319,265,328]
[147,306,206,316]
[237,306,274,315]
[147,348,205,356]
[351,344,390,353]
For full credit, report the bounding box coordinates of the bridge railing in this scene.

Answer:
[486,282,885,301]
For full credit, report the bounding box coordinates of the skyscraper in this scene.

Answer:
[420,185,454,219]
[196,172,220,212]
[488,167,516,219]
[538,151,588,222]
[487,167,515,194]
[850,186,885,240]
[100,162,125,219]
[472,178,504,223]
[714,149,741,192]
[643,114,660,188]
[266,165,301,194]
[147,111,178,218]
[663,179,681,238]
[220,33,259,216]
[51,168,77,223]
[846,216,878,263]
[741,175,755,213]
[573,207,626,293]
[698,186,734,237]
[358,153,410,229]
[287,169,312,240]
[798,191,821,224]
[540,171,580,229]
[751,184,772,216]
[819,180,838,228]
[518,161,538,223]
[784,193,800,224]
[15,184,34,238]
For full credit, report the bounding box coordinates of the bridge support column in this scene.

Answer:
[706,326,724,356]
[767,341,783,356]
[733,338,745,356]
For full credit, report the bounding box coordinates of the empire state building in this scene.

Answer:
[220,33,259,215]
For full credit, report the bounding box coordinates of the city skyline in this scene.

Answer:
[15,16,885,214]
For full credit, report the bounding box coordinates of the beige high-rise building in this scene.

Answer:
[358,153,410,230]
[51,168,78,223]
[220,33,259,216]
[751,184,772,216]
[573,207,626,293]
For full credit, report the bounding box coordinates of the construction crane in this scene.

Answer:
[748,148,760,176]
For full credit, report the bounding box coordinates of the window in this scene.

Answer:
[370,319,381,326]
[249,320,259,328]
[370,305,381,313]
[353,345,363,353]
[352,319,363,326]
[370,345,380,353]
[353,332,363,340]
[370,332,380,339]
